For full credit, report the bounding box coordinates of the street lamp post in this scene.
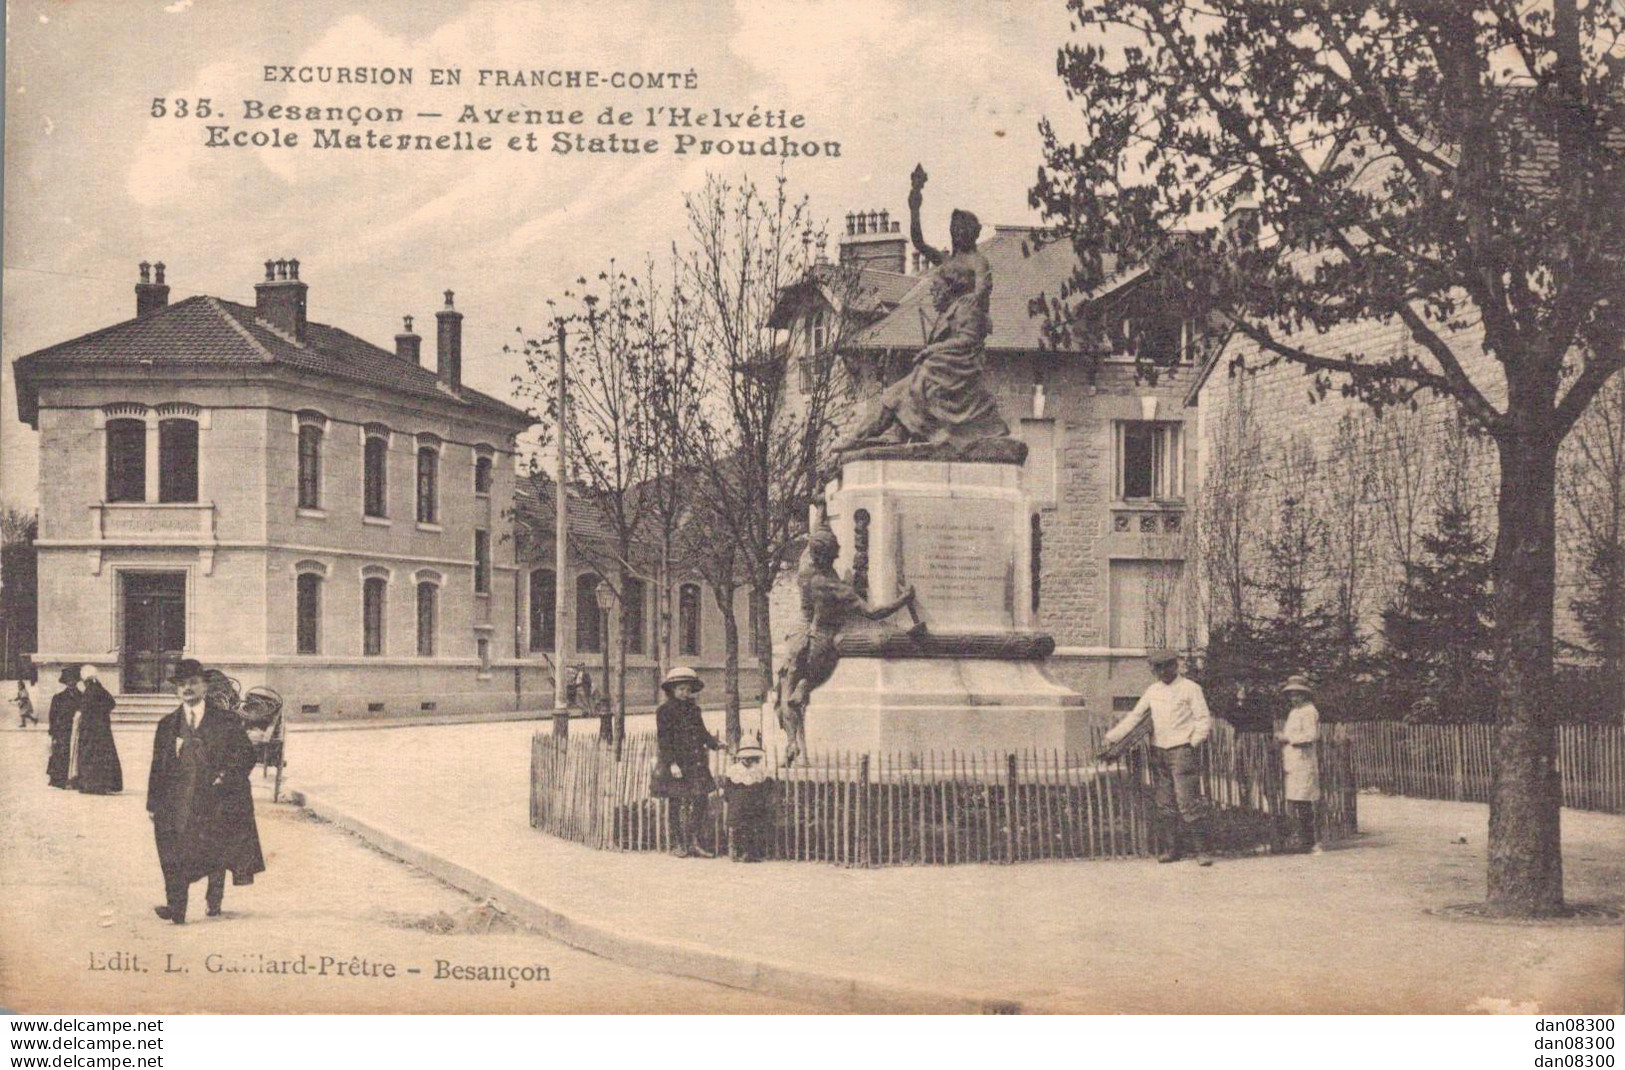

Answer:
[594,581,618,751]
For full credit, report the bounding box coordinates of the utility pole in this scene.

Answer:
[552,319,571,715]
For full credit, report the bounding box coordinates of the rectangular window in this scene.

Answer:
[623,577,647,655]
[473,530,491,594]
[416,582,436,656]
[105,419,147,503]
[1116,421,1183,501]
[416,448,438,524]
[477,637,491,671]
[474,456,493,495]
[296,573,320,655]
[1108,559,1185,649]
[362,578,386,656]
[529,569,556,652]
[298,425,322,509]
[158,419,199,503]
[747,592,761,656]
[678,584,701,657]
[364,436,388,518]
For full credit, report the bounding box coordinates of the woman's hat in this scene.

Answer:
[660,666,703,693]
[58,665,81,685]
[168,658,208,684]
[79,665,98,682]
[734,744,765,759]
[1280,675,1314,695]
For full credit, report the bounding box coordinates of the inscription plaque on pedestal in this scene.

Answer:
[893,498,1015,631]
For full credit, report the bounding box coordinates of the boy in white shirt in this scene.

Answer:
[1104,649,1215,865]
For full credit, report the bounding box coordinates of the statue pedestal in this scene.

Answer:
[791,454,1088,756]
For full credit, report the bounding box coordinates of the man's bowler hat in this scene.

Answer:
[169,658,208,684]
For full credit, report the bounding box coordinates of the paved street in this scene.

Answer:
[0,728,804,1013]
[289,721,1624,1013]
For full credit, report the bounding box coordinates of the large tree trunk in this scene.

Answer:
[751,579,774,713]
[1486,431,1565,916]
[713,582,742,748]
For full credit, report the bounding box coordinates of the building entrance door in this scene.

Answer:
[121,572,186,694]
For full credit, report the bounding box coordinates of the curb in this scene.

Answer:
[291,788,1036,1014]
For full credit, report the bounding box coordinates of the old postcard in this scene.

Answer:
[2,0,1621,1017]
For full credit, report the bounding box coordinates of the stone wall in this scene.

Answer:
[1194,313,1600,652]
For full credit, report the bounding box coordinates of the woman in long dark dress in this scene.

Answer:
[46,666,80,789]
[71,665,123,794]
[650,666,722,857]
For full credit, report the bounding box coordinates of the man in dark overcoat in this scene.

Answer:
[147,659,265,924]
[46,666,80,788]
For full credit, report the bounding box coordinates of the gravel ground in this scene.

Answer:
[289,721,1624,1013]
[0,729,805,1013]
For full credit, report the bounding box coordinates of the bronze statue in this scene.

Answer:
[840,164,1013,455]
[774,526,920,766]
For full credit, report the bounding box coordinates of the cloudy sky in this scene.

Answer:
[2,0,1083,506]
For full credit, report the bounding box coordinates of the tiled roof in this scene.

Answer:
[852,227,1138,352]
[13,294,531,426]
[513,473,639,549]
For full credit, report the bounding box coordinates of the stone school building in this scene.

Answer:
[12,260,533,717]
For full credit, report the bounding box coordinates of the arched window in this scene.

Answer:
[474,455,493,496]
[623,576,647,655]
[158,418,199,503]
[416,581,437,656]
[296,572,321,655]
[105,418,147,503]
[416,445,439,524]
[528,569,556,652]
[362,576,387,655]
[363,433,389,518]
[678,583,702,657]
[298,424,323,509]
[575,573,603,654]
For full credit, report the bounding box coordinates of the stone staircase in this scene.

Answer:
[112,694,175,725]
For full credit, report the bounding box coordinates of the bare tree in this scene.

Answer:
[1319,412,1380,667]
[1195,373,1263,629]
[1370,405,1433,615]
[671,173,860,745]
[514,264,665,744]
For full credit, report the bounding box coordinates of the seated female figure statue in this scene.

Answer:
[842,166,1011,454]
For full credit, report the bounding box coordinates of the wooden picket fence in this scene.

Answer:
[1343,721,1625,814]
[530,722,1359,866]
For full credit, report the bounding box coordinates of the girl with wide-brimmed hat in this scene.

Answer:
[1274,675,1322,854]
[651,666,723,857]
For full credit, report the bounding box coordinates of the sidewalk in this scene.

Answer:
[289,722,1625,1014]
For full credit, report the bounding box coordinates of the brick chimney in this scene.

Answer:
[395,315,421,364]
[135,261,170,318]
[838,208,907,273]
[255,258,308,342]
[435,290,462,390]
